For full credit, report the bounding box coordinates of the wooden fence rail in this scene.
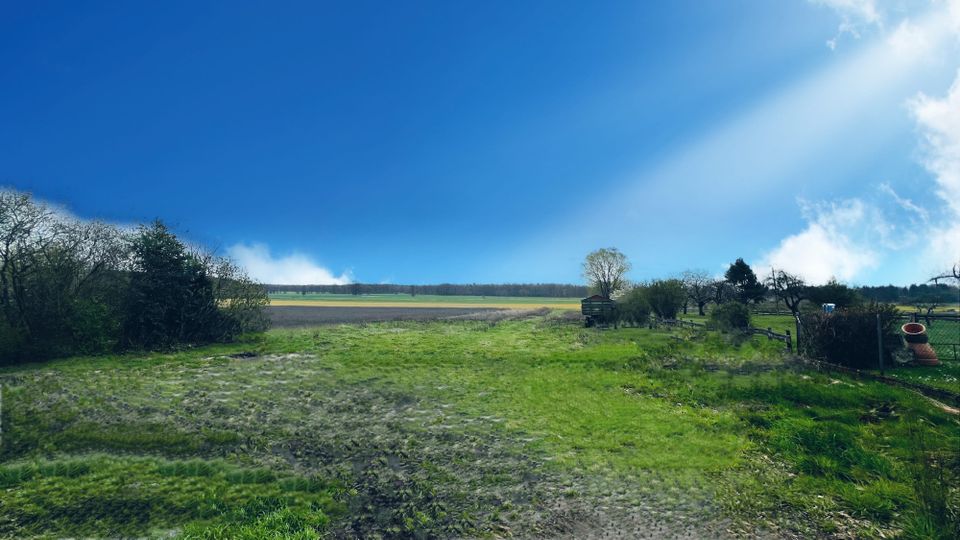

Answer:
[657,316,955,408]
[658,318,793,352]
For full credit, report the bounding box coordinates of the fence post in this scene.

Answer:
[795,315,802,356]
[876,313,884,376]
[785,329,792,353]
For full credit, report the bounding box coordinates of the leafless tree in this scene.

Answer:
[0,191,54,330]
[582,248,630,299]
[711,279,735,305]
[929,261,960,284]
[766,268,806,316]
[207,254,269,337]
[681,269,714,316]
[1,191,130,343]
[927,262,960,321]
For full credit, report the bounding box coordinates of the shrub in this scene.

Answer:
[616,288,651,327]
[1,191,268,363]
[643,279,687,319]
[799,303,899,369]
[805,279,862,309]
[709,302,751,331]
[122,222,268,349]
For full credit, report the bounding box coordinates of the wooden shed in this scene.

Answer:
[581,294,615,327]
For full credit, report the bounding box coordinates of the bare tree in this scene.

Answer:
[929,261,960,284]
[766,268,806,316]
[681,269,713,316]
[927,262,960,322]
[711,279,734,305]
[913,296,941,323]
[582,248,630,299]
[0,191,54,333]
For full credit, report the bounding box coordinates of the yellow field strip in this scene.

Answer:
[270,300,580,310]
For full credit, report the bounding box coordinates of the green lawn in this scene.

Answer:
[875,362,960,393]
[678,312,798,336]
[2,316,957,538]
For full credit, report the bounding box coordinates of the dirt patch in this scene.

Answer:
[267,306,502,328]
[445,307,552,321]
[8,353,747,538]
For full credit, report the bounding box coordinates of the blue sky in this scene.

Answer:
[2,1,958,285]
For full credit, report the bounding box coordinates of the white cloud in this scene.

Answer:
[878,182,929,222]
[227,243,351,285]
[909,70,960,215]
[759,199,881,284]
[887,19,934,57]
[909,68,960,269]
[813,0,881,24]
[757,3,959,284]
[947,0,960,35]
[1,186,138,233]
[811,0,882,48]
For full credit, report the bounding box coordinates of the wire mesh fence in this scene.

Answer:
[898,313,960,362]
[793,312,959,364]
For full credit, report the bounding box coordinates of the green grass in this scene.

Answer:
[1,316,958,538]
[873,362,960,393]
[678,312,798,335]
[0,455,339,538]
[684,311,960,392]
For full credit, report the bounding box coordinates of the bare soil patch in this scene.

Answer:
[267,305,501,327]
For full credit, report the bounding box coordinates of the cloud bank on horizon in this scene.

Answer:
[227,244,351,285]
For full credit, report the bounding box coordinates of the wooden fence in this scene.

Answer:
[658,318,793,352]
[658,316,957,408]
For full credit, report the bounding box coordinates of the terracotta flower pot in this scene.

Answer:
[901,322,929,344]
[906,342,940,365]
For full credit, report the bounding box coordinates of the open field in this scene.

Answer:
[895,305,960,314]
[269,293,581,310]
[268,305,502,327]
[2,314,957,538]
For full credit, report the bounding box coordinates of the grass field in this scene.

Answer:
[682,312,960,391]
[2,315,958,538]
[678,312,798,336]
[268,292,581,309]
[895,305,960,314]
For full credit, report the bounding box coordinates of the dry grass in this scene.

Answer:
[444,307,554,321]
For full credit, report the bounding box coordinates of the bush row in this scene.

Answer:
[0,191,267,364]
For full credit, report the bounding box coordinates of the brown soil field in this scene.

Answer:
[267,305,503,327]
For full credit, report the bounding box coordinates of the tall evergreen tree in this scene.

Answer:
[122,221,217,349]
[724,258,766,304]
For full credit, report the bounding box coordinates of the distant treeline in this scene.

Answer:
[265,282,960,303]
[266,283,590,298]
[857,283,959,305]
